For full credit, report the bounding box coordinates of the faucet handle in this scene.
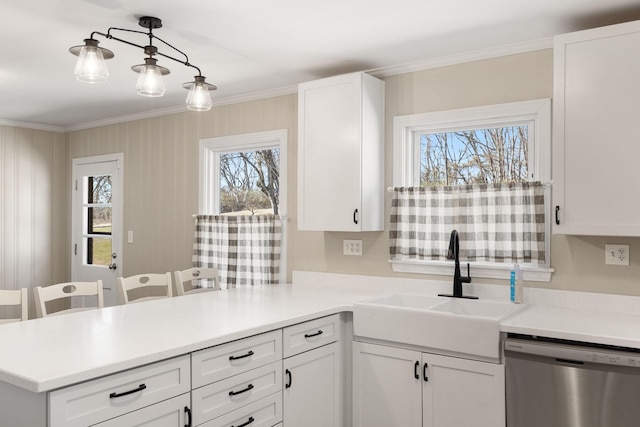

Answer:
[461,263,472,283]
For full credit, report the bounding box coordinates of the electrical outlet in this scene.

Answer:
[605,244,629,266]
[343,239,363,256]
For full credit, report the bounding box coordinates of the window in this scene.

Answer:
[200,130,287,216]
[198,130,288,285]
[392,99,552,282]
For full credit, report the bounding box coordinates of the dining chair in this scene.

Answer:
[174,267,221,296]
[117,273,173,304]
[33,281,104,318]
[0,288,28,324]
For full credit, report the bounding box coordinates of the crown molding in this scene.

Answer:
[0,119,65,133]
[368,37,553,78]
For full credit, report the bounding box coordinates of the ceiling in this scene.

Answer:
[2,0,640,130]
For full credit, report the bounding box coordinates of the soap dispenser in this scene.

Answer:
[510,264,523,304]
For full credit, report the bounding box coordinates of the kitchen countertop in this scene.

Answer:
[1,273,639,394]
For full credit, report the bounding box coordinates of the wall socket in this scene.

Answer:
[343,239,363,256]
[605,244,629,266]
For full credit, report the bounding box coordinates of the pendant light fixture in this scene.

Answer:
[69,16,217,110]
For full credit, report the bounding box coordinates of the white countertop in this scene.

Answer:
[1,272,639,393]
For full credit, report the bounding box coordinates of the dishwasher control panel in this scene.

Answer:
[505,338,640,368]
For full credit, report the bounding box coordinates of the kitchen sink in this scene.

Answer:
[353,294,525,360]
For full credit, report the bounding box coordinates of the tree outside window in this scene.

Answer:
[219,148,280,215]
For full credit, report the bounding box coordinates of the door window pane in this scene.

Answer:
[83,174,112,266]
[86,237,112,267]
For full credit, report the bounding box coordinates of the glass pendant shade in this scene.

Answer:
[72,41,110,83]
[184,76,216,111]
[133,58,169,97]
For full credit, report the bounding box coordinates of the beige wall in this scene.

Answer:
[0,125,67,316]
[3,49,639,303]
[294,49,640,296]
[66,95,297,278]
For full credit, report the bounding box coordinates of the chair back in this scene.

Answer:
[174,267,221,296]
[117,273,173,304]
[34,281,104,318]
[0,288,28,324]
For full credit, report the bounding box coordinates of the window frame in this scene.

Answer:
[392,99,552,282]
[199,129,288,283]
[199,130,288,216]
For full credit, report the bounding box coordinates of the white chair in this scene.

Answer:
[33,281,104,318]
[117,273,173,304]
[174,267,221,296]
[0,288,28,324]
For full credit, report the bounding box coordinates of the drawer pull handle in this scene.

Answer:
[233,416,255,427]
[304,330,323,339]
[229,383,254,396]
[109,383,147,399]
[229,350,254,361]
[184,406,192,427]
[285,368,292,388]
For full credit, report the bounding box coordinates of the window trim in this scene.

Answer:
[199,129,288,284]
[391,99,553,282]
[199,130,288,216]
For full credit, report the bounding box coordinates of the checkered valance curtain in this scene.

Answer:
[390,182,546,264]
[193,215,283,286]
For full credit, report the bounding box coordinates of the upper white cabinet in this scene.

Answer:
[553,20,640,236]
[297,72,385,232]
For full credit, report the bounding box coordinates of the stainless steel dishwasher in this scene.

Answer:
[505,334,640,427]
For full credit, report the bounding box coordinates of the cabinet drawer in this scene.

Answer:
[200,392,282,427]
[283,314,341,358]
[49,355,190,427]
[193,330,282,388]
[92,393,190,427]
[192,361,282,425]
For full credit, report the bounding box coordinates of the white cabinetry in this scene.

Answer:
[297,72,385,232]
[353,342,505,427]
[191,330,283,426]
[49,355,191,427]
[553,20,640,236]
[283,314,344,427]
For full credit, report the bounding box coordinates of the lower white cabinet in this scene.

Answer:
[283,341,342,427]
[353,341,505,427]
[93,393,191,427]
[49,355,191,427]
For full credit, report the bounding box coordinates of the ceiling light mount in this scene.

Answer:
[69,16,216,111]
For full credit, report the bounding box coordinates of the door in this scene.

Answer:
[284,342,342,427]
[72,154,123,307]
[352,341,422,427]
[422,353,505,427]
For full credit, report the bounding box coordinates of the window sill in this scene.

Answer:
[390,259,553,283]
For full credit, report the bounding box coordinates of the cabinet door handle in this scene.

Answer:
[229,350,254,361]
[423,363,428,382]
[304,330,323,339]
[184,406,192,427]
[229,383,254,396]
[285,368,292,388]
[232,416,255,427]
[353,209,359,224]
[109,383,147,399]
[414,361,420,379]
[555,205,560,225]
